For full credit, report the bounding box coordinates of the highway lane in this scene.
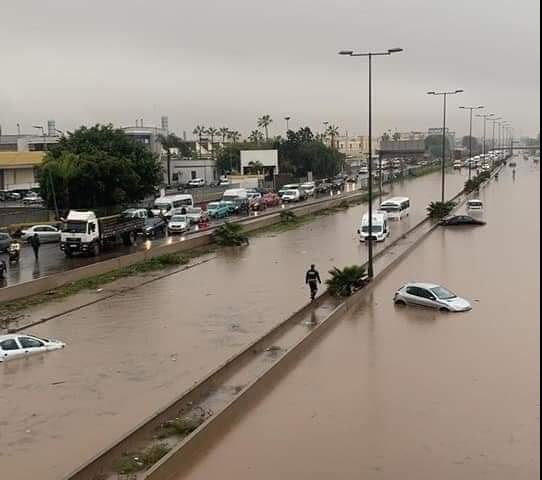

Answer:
[173,158,539,480]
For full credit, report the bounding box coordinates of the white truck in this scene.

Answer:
[60,210,144,257]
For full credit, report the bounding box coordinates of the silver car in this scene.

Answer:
[21,225,61,243]
[393,282,472,312]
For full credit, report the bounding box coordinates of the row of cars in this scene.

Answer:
[0,191,44,205]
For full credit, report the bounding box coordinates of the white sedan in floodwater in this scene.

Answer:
[393,282,472,312]
[0,334,66,362]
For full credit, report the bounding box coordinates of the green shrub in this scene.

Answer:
[326,265,367,297]
[279,210,297,223]
[213,222,249,246]
[427,201,456,219]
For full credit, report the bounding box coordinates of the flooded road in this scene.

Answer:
[0,168,470,479]
[173,159,540,480]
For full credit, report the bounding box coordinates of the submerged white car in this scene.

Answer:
[0,334,66,362]
[393,282,472,312]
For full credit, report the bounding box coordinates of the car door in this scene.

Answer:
[417,288,440,308]
[405,286,427,306]
[0,338,25,361]
[17,336,47,356]
[43,225,59,242]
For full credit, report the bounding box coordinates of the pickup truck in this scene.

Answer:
[60,210,144,256]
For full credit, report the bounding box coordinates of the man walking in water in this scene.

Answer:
[30,232,41,260]
[305,264,322,301]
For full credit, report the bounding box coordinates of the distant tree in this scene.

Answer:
[248,160,264,174]
[207,127,218,145]
[219,127,230,143]
[392,132,401,141]
[228,130,241,143]
[216,145,241,174]
[325,125,340,149]
[38,124,161,211]
[381,132,391,142]
[248,130,264,144]
[462,135,481,154]
[257,115,273,141]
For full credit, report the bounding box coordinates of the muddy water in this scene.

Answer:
[175,159,540,480]
[0,169,469,479]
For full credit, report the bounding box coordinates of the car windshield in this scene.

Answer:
[63,221,87,233]
[208,203,220,209]
[468,202,482,207]
[154,202,171,211]
[170,216,187,223]
[186,207,201,214]
[284,190,297,195]
[0,233,10,240]
[361,225,383,233]
[430,286,456,300]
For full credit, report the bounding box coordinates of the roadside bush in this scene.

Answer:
[279,210,297,223]
[114,443,170,474]
[426,201,456,219]
[326,265,367,297]
[213,222,249,246]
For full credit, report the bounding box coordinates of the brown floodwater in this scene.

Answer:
[172,158,540,480]
[0,168,471,479]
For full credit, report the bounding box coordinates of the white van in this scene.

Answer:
[222,188,248,202]
[379,196,410,220]
[358,212,390,242]
[152,194,194,216]
[466,199,483,211]
[282,189,302,202]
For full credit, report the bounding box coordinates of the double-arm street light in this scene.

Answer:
[339,47,403,279]
[489,117,502,160]
[459,105,484,180]
[476,113,495,158]
[284,116,291,132]
[427,89,464,202]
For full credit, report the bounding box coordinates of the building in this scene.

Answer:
[240,150,279,176]
[335,135,379,160]
[427,127,456,152]
[121,119,169,157]
[0,152,44,191]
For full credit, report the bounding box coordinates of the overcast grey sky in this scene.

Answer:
[1,0,539,138]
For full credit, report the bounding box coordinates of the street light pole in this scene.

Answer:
[284,116,291,133]
[459,105,484,180]
[339,47,403,279]
[477,113,494,159]
[427,89,464,202]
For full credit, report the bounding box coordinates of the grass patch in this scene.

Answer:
[113,443,171,474]
[0,247,215,317]
[157,416,205,439]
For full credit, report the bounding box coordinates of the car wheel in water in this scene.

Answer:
[394,300,407,306]
[439,307,450,313]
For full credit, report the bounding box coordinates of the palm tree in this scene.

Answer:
[325,125,340,149]
[158,133,184,185]
[392,131,401,141]
[219,127,229,143]
[48,152,80,209]
[257,115,273,141]
[248,130,264,144]
[207,127,218,145]
[426,200,456,219]
[326,265,367,297]
[248,160,264,174]
[193,125,207,158]
[228,130,241,144]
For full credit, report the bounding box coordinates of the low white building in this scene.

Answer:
[240,149,279,176]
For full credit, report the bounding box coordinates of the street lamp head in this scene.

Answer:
[32,125,43,129]
[454,89,464,94]
[338,50,353,56]
[388,48,403,54]
[284,116,291,121]
[477,105,484,109]
[427,91,436,95]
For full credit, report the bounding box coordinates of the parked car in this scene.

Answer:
[187,178,205,188]
[453,161,462,169]
[185,206,209,224]
[219,179,232,186]
[393,282,472,312]
[122,208,149,219]
[5,192,22,201]
[21,225,61,243]
[481,163,491,171]
[440,215,486,226]
[262,192,281,207]
[167,215,190,234]
[143,215,167,236]
[207,201,231,219]
[22,192,44,205]
[358,166,369,175]
[0,334,66,362]
[0,232,14,253]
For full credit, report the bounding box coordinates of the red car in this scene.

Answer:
[262,192,281,208]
